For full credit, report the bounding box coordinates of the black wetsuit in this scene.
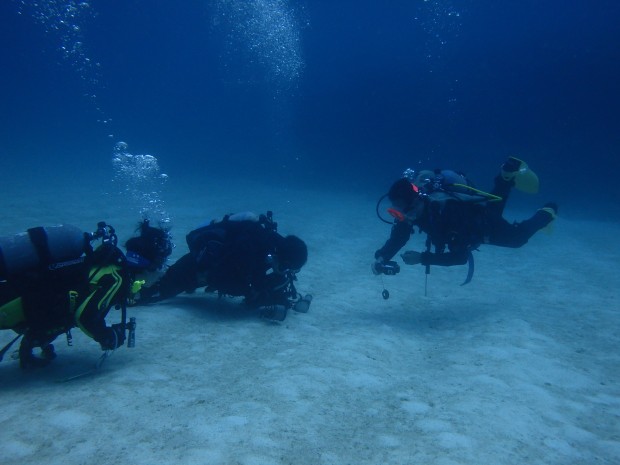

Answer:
[375,176,554,266]
[148,219,289,306]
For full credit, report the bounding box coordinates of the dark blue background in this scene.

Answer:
[1,1,619,218]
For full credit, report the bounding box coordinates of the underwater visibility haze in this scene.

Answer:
[1,0,619,216]
[1,3,620,465]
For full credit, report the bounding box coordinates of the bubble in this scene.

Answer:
[16,1,109,124]
[413,0,463,103]
[114,141,129,153]
[111,142,172,228]
[212,0,306,88]
[414,0,463,51]
[17,1,97,76]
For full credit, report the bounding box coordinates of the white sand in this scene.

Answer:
[1,178,618,465]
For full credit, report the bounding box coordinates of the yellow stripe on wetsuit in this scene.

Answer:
[74,265,123,338]
[0,297,25,329]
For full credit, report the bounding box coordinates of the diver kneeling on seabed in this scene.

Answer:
[372,156,558,296]
[0,219,172,369]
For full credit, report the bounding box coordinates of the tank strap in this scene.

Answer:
[27,227,52,268]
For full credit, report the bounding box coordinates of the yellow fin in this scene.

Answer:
[514,165,540,194]
[501,157,540,193]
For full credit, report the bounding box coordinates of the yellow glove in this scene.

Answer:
[131,279,146,294]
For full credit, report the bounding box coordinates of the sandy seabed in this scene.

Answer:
[1,178,618,465]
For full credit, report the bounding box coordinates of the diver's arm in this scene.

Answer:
[74,265,124,347]
[375,221,413,261]
[143,253,199,302]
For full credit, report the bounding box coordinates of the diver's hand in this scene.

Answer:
[371,257,384,275]
[259,305,288,322]
[100,324,126,350]
[293,294,313,313]
[401,250,422,265]
[136,283,162,304]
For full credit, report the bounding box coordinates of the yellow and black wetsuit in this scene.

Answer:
[0,289,26,331]
[74,262,127,347]
[0,244,130,366]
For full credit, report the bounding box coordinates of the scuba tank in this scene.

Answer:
[0,224,87,280]
[412,169,501,203]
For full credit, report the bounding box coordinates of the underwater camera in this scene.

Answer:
[376,260,400,276]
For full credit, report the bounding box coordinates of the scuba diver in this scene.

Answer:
[372,156,558,285]
[0,219,172,368]
[139,211,311,321]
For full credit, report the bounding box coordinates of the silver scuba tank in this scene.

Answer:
[0,224,87,279]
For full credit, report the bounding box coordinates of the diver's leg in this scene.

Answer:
[485,156,541,227]
[487,203,557,248]
[18,331,57,368]
[486,174,513,220]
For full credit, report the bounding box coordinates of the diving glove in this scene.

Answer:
[260,305,288,322]
[293,294,313,313]
[371,257,384,275]
[401,250,422,265]
[99,324,126,351]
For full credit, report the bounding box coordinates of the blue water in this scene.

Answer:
[1,1,619,219]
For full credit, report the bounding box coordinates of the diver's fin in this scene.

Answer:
[501,156,540,194]
[539,204,558,234]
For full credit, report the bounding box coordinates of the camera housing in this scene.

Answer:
[377,260,400,275]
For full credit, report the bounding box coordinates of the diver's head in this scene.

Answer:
[274,235,308,273]
[385,177,427,223]
[412,170,436,192]
[388,178,420,211]
[125,219,173,272]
